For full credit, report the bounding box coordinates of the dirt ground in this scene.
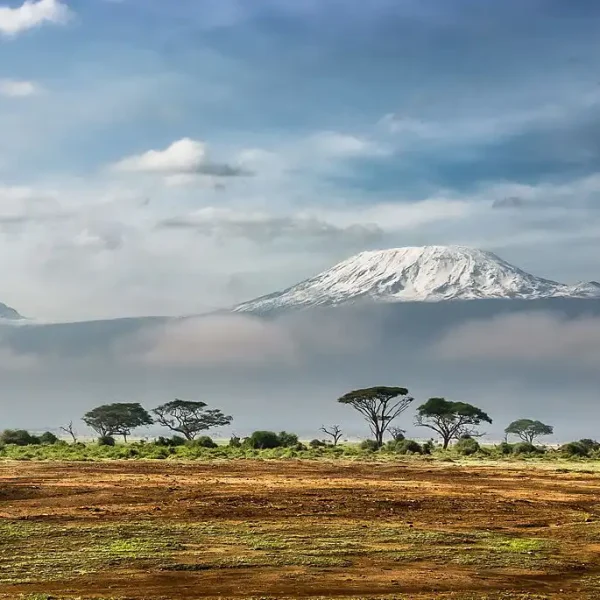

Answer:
[2,459,600,599]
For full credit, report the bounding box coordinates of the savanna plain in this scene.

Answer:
[2,458,600,600]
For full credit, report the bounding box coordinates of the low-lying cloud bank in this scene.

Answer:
[117,310,379,369]
[434,311,600,368]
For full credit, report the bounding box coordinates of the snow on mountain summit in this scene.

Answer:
[234,245,600,312]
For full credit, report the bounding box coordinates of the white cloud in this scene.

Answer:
[0,0,71,37]
[112,138,249,178]
[309,131,387,157]
[114,138,208,174]
[0,79,39,97]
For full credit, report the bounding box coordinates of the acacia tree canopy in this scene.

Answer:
[505,419,553,444]
[416,397,492,449]
[82,403,153,442]
[338,386,413,448]
[153,399,233,440]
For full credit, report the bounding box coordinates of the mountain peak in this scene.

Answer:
[0,301,24,321]
[234,245,600,313]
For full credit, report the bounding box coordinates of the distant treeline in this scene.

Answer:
[2,387,597,460]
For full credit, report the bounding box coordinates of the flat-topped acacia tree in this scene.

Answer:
[338,386,414,448]
[83,403,153,443]
[153,399,233,441]
[416,397,492,449]
[505,419,553,444]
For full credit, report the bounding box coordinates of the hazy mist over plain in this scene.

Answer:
[1,299,599,442]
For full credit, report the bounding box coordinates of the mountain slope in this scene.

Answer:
[0,302,23,321]
[234,245,600,313]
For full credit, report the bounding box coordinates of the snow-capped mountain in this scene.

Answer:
[234,245,600,313]
[0,302,23,321]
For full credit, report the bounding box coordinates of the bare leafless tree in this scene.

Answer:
[320,425,343,446]
[60,421,78,443]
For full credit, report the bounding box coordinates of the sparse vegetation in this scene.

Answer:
[0,459,598,599]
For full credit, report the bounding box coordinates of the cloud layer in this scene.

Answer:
[434,312,600,369]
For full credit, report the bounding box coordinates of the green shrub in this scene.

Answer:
[156,435,186,447]
[150,447,171,460]
[309,439,327,448]
[454,437,480,456]
[359,439,380,452]
[512,442,540,455]
[277,431,299,447]
[98,436,116,447]
[497,442,514,455]
[228,435,242,448]
[194,436,218,448]
[394,439,423,455]
[246,431,281,449]
[578,439,600,452]
[39,432,59,445]
[0,429,39,446]
[421,440,434,455]
[560,441,589,457]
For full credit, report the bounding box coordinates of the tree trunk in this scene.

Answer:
[123,434,128,443]
[442,436,450,450]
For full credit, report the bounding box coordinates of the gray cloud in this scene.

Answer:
[117,311,378,369]
[158,208,383,246]
[491,197,531,210]
[433,311,600,369]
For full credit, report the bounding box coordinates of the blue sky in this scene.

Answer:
[1,0,600,319]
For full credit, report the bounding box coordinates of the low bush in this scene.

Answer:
[39,432,59,445]
[395,439,423,455]
[512,442,541,455]
[578,439,600,453]
[155,435,186,447]
[309,439,327,448]
[421,440,434,455]
[359,439,380,452]
[228,435,242,448]
[560,441,589,457]
[277,431,299,447]
[497,442,514,455]
[0,430,40,446]
[194,436,218,448]
[97,436,116,447]
[246,431,281,449]
[454,437,480,456]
